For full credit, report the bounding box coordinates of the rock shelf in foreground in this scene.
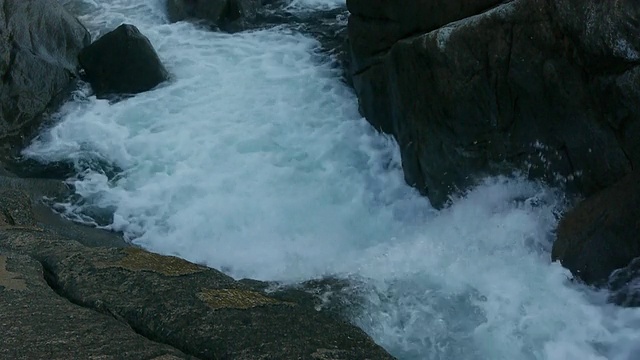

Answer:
[0,177,394,359]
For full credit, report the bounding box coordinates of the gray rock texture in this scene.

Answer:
[0,0,90,154]
[0,175,395,359]
[348,0,640,208]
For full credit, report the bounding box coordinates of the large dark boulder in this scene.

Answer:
[78,24,169,98]
[167,0,263,31]
[552,170,640,286]
[348,0,640,208]
[0,0,90,154]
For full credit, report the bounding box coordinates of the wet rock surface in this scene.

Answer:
[553,170,640,285]
[348,0,640,208]
[78,24,169,98]
[167,0,264,32]
[0,252,190,359]
[608,257,640,307]
[0,176,395,359]
[0,0,90,157]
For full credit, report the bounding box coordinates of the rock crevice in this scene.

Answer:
[38,259,202,359]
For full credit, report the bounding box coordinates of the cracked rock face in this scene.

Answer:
[348,0,640,208]
[0,176,395,360]
[0,252,190,359]
[0,0,90,154]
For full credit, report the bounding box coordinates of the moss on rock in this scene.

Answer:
[104,247,206,276]
[197,288,293,310]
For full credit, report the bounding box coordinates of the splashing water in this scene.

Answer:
[23,0,640,359]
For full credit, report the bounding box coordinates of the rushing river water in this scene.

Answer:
[23,0,640,359]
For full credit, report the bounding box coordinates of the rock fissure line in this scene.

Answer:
[39,259,204,360]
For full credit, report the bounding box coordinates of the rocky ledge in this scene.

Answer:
[0,177,393,359]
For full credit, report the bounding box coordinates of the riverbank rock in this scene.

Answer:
[0,177,394,359]
[167,0,263,32]
[78,24,169,98]
[348,0,640,208]
[552,170,640,286]
[0,0,90,155]
[608,257,640,307]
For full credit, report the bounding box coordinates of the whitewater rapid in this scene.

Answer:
[24,0,640,359]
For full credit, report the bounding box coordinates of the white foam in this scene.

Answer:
[24,1,640,359]
[284,0,345,11]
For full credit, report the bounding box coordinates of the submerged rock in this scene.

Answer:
[167,0,263,31]
[0,182,394,359]
[608,257,640,307]
[347,0,640,208]
[552,170,640,285]
[78,24,169,98]
[0,0,90,155]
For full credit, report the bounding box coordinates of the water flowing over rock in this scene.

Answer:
[608,257,640,307]
[167,0,263,31]
[0,0,90,154]
[0,179,395,359]
[166,0,351,81]
[78,24,169,98]
[347,0,640,208]
[552,170,640,285]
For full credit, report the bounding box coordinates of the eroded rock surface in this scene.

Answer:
[0,252,191,359]
[0,178,394,359]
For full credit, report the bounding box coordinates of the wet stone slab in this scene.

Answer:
[0,175,395,360]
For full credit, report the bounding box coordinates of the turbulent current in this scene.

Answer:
[23,0,640,359]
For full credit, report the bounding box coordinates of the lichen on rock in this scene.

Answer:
[197,288,293,310]
[103,247,206,276]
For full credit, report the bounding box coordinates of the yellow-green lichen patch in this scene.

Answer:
[197,288,294,310]
[0,255,27,291]
[104,248,206,276]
